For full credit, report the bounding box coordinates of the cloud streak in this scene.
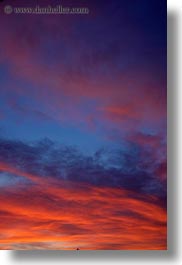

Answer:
[0,138,166,198]
[0,172,166,250]
[0,136,167,249]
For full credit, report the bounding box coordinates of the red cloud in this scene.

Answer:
[0,10,166,136]
[0,162,167,250]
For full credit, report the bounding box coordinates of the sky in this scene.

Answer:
[0,0,167,250]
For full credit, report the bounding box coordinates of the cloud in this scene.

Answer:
[0,136,167,249]
[0,0,166,250]
[0,0,166,137]
[0,137,166,198]
[0,173,166,250]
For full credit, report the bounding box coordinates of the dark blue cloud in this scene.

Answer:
[0,137,166,203]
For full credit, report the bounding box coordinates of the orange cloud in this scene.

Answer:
[0,162,167,250]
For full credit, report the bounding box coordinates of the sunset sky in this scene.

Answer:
[0,0,167,250]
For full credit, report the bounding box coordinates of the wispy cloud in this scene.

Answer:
[0,170,166,250]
